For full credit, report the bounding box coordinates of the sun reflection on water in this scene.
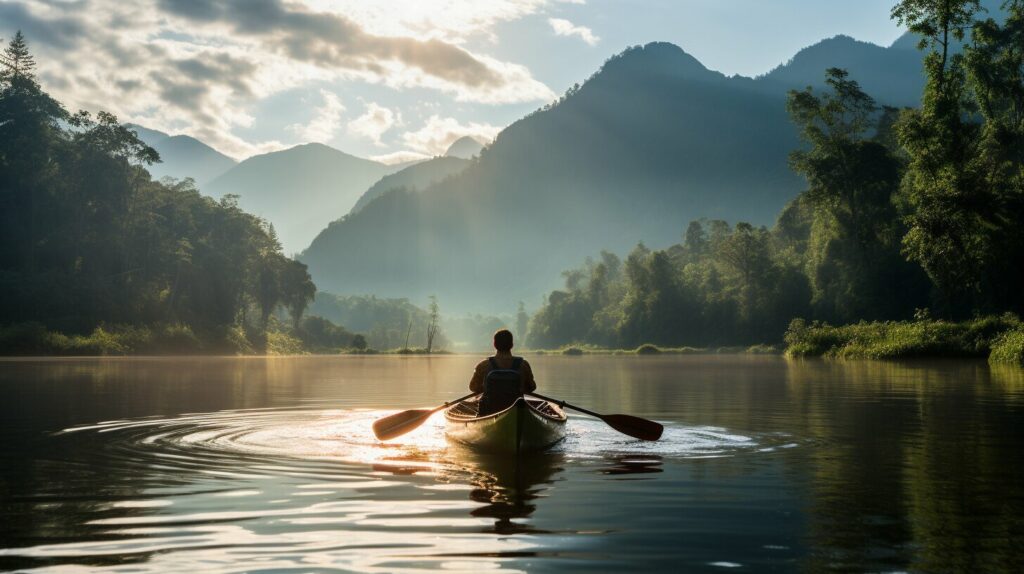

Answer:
[0,408,774,572]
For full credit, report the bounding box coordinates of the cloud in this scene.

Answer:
[288,90,346,143]
[400,115,500,156]
[156,0,554,103]
[0,1,87,50]
[370,150,431,165]
[1,0,557,159]
[348,102,399,146]
[548,17,599,46]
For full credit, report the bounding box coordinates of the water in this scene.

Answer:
[1,355,1022,573]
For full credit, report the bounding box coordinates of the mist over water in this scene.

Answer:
[2,356,1023,572]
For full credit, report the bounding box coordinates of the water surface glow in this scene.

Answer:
[2,355,1022,572]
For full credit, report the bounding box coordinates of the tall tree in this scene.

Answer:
[787,68,923,321]
[962,0,1024,313]
[0,32,67,272]
[425,295,440,353]
[515,301,529,345]
[892,0,989,314]
[0,31,35,80]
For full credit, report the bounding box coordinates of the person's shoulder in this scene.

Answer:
[474,358,491,371]
[518,357,533,368]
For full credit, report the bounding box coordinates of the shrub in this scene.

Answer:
[266,331,305,355]
[990,327,1024,366]
[784,315,1023,360]
[154,324,202,354]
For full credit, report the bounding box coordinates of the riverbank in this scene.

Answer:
[784,315,1024,366]
[532,343,781,356]
[0,322,461,357]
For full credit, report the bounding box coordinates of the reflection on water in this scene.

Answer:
[1,355,1023,572]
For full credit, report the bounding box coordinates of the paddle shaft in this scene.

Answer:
[437,392,480,412]
[528,391,663,441]
[528,392,603,418]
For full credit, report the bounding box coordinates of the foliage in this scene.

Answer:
[0,34,315,354]
[266,331,305,355]
[528,222,811,349]
[293,315,358,353]
[891,0,1024,316]
[784,315,1021,359]
[307,293,450,351]
[0,322,206,355]
[787,68,928,322]
[989,326,1024,366]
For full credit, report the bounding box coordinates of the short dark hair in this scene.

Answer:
[493,329,514,352]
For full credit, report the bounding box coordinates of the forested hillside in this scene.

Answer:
[0,34,316,354]
[302,2,1012,315]
[302,42,803,311]
[348,156,470,215]
[528,2,1024,350]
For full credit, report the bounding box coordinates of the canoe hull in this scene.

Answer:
[445,398,566,453]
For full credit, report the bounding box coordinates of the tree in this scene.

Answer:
[961,0,1024,313]
[351,334,368,350]
[683,220,708,260]
[787,68,924,321]
[425,295,440,353]
[281,259,316,329]
[716,223,773,319]
[0,31,35,80]
[0,32,68,272]
[892,0,990,314]
[515,301,529,345]
[891,0,981,103]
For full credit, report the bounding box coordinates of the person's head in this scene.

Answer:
[493,329,514,353]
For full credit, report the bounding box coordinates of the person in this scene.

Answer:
[469,329,537,414]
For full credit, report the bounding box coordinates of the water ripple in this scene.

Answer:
[0,409,790,572]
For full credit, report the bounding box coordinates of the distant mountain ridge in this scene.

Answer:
[128,125,237,185]
[299,29,974,312]
[204,143,404,254]
[760,35,925,107]
[349,156,471,215]
[300,42,804,310]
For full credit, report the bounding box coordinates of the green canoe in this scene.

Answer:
[445,397,567,453]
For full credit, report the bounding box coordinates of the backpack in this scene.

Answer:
[478,357,523,416]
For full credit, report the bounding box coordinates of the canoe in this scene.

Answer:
[445,397,567,453]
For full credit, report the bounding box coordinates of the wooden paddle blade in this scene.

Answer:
[600,414,664,441]
[372,409,433,441]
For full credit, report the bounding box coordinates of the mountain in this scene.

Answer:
[204,143,400,254]
[348,156,472,215]
[761,35,924,107]
[445,136,485,159]
[301,42,804,311]
[128,124,237,185]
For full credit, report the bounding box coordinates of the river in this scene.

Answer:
[1,355,1022,572]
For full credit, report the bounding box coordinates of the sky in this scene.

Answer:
[1,0,906,163]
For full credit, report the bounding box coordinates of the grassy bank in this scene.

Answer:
[532,343,781,356]
[0,322,464,357]
[784,315,1024,364]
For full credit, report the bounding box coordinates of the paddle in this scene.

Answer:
[372,392,479,441]
[528,392,664,441]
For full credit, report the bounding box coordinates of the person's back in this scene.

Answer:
[469,329,536,415]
